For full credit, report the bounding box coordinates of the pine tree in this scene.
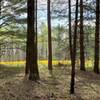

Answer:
[80,0,85,71]
[26,0,39,81]
[94,0,99,74]
[47,0,52,71]
[70,0,79,94]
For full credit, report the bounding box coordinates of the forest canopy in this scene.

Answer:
[0,0,100,99]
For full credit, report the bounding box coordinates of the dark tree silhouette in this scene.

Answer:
[68,0,72,61]
[0,0,1,15]
[34,0,39,79]
[70,0,79,94]
[47,0,53,71]
[80,0,85,71]
[94,0,100,74]
[26,0,39,81]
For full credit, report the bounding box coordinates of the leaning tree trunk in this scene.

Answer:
[47,0,52,71]
[94,0,100,74]
[70,0,79,94]
[80,0,85,71]
[26,0,39,81]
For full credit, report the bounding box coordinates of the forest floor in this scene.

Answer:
[0,64,100,100]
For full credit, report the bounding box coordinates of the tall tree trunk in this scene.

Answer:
[80,0,85,71]
[0,0,1,62]
[0,1,1,16]
[68,0,72,61]
[70,0,79,94]
[94,0,99,74]
[0,0,1,16]
[26,0,39,81]
[47,0,52,71]
[34,0,39,79]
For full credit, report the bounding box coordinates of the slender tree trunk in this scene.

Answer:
[70,0,79,94]
[0,1,1,16]
[80,0,85,71]
[26,0,39,81]
[94,0,99,74]
[68,0,72,61]
[47,0,52,71]
[34,0,39,79]
[0,0,1,62]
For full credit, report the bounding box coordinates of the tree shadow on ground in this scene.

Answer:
[0,64,100,100]
[53,65,100,100]
[76,68,100,87]
[74,67,100,100]
[0,64,24,79]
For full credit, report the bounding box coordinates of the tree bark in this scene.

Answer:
[34,0,39,79]
[94,0,99,74]
[0,0,1,16]
[70,0,79,94]
[68,0,73,61]
[47,0,52,71]
[80,0,85,71]
[26,0,39,81]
